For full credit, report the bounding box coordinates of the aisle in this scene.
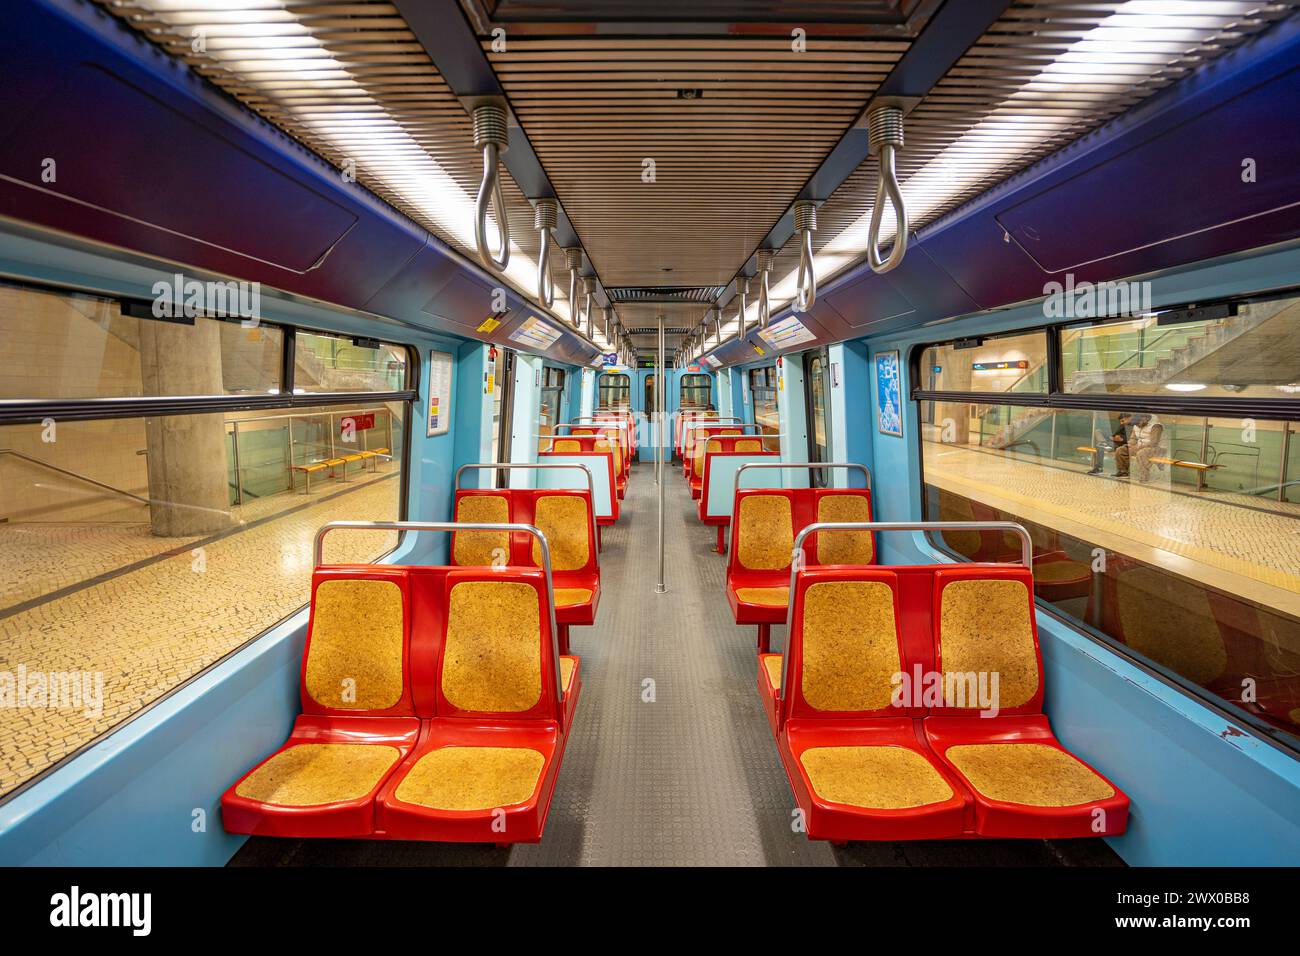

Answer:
[232,461,1119,867]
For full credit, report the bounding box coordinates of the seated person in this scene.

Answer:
[1114,413,1163,481]
[1087,413,1132,476]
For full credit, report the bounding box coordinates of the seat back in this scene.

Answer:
[300,568,415,718]
[731,490,796,571]
[809,490,875,565]
[728,487,877,572]
[931,565,1044,716]
[538,450,618,522]
[451,492,512,566]
[699,446,781,521]
[780,567,915,724]
[452,488,597,574]
[528,492,596,574]
[433,568,564,724]
[688,427,744,478]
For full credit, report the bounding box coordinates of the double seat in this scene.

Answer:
[682,423,741,479]
[221,562,578,843]
[725,486,875,652]
[687,433,764,499]
[452,487,600,653]
[759,560,1129,842]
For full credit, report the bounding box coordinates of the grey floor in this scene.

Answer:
[231,462,1122,867]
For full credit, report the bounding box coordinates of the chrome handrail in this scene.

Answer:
[778,520,1034,705]
[734,461,871,499]
[455,462,595,497]
[312,519,565,726]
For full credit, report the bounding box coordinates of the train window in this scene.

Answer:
[644,374,657,415]
[918,330,1049,395]
[293,330,409,393]
[750,366,779,435]
[917,393,1300,754]
[539,366,565,431]
[0,283,285,400]
[0,283,412,798]
[599,373,630,408]
[679,373,712,408]
[1060,296,1300,399]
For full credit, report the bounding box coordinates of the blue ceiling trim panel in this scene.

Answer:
[0,0,601,364]
[0,0,430,312]
[709,13,1300,366]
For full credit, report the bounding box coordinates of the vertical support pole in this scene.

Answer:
[657,316,667,594]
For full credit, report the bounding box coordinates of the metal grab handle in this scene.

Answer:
[734,461,872,498]
[867,106,908,274]
[778,519,1034,703]
[792,201,817,313]
[473,104,510,273]
[534,198,558,308]
[313,520,564,723]
[455,462,594,496]
[755,249,774,329]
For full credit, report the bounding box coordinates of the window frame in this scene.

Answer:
[0,279,419,802]
[911,286,1300,760]
[910,288,1300,421]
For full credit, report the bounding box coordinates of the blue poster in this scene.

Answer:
[875,350,902,437]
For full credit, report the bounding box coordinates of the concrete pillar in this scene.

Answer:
[933,348,974,446]
[138,319,233,536]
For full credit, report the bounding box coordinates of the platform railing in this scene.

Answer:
[313,519,564,722]
[778,520,1034,702]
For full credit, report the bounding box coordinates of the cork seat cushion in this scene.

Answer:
[560,656,576,692]
[815,494,875,564]
[762,655,782,689]
[800,746,954,810]
[801,580,901,712]
[453,495,511,567]
[736,495,794,570]
[736,439,762,452]
[442,581,542,713]
[304,578,405,711]
[553,439,582,452]
[943,743,1116,807]
[938,578,1040,709]
[531,495,590,571]
[236,743,401,806]
[735,586,789,606]
[393,747,546,811]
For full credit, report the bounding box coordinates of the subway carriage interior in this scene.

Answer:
[0,0,1299,873]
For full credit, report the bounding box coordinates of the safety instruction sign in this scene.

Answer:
[476,316,502,334]
[758,315,817,350]
[508,315,563,351]
[427,349,454,436]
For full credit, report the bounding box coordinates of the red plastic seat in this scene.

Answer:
[697,437,777,551]
[222,562,579,844]
[725,487,875,652]
[220,567,421,838]
[766,559,1129,842]
[538,450,620,526]
[374,568,573,843]
[452,488,601,653]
